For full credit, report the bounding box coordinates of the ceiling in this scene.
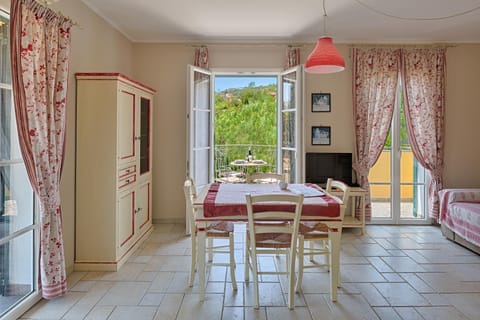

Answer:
[80,0,480,44]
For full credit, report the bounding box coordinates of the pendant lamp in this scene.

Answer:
[305,0,345,74]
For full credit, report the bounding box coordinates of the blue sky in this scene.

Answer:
[215,76,277,92]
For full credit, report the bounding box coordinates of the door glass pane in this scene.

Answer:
[0,230,35,316]
[282,73,296,110]
[370,182,392,219]
[282,149,295,183]
[369,150,392,219]
[194,110,210,148]
[193,149,209,186]
[0,14,10,85]
[281,111,295,148]
[399,102,426,220]
[400,155,426,220]
[194,73,210,110]
[1,163,34,235]
[139,97,150,174]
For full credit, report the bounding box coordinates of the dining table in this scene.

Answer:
[192,182,347,302]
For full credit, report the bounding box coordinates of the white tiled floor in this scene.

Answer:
[20,224,480,320]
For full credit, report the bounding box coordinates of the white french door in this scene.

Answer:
[186,65,213,233]
[278,66,303,183]
[186,65,214,190]
[186,65,304,231]
[369,85,429,224]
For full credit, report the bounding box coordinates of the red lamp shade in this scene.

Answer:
[305,37,345,73]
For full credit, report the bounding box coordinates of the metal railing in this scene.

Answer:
[215,144,277,178]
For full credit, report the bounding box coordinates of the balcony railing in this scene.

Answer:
[215,144,277,179]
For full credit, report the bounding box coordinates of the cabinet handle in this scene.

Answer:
[134,136,142,141]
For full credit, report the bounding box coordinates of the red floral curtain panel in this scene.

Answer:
[10,0,72,299]
[352,48,401,221]
[401,48,446,220]
[194,46,209,69]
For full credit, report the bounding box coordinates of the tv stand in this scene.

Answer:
[330,186,366,235]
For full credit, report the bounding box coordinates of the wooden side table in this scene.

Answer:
[330,186,366,234]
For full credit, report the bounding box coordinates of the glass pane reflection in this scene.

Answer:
[0,231,35,317]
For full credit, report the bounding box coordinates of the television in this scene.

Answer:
[305,152,353,186]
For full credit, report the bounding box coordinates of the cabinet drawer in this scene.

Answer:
[118,173,136,189]
[118,165,136,178]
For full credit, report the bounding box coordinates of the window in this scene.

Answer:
[0,9,39,318]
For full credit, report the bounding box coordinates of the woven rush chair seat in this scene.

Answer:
[206,221,235,236]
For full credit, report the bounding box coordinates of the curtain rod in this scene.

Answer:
[37,0,81,28]
[189,43,306,48]
[349,43,456,48]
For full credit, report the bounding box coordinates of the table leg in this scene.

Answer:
[197,223,206,301]
[329,229,341,301]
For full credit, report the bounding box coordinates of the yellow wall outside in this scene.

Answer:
[369,150,415,201]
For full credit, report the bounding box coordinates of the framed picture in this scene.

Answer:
[312,93,331,112]
[312,126,331,145]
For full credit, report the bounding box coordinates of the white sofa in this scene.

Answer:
[439,188,480,254]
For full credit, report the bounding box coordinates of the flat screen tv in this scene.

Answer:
[305,152,353,186]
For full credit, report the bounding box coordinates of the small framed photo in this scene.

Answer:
[312,93,331,112]
[312,126,331,145]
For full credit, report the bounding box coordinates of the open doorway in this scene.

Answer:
[214,76,278,182]
[187,65,303,192]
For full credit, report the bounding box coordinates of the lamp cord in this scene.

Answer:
[323,0,328,35]
[353,0,480,21]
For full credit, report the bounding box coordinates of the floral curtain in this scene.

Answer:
[10,0,72,299]
[401,48,446,220]
[352,48,401,221]
[285,47,300,69]
[194,46,209,69]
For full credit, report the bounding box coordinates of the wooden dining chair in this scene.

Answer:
[246,172,285,184]
[244,193,303,309]
[295,178,350,293]
[183,178,237,290]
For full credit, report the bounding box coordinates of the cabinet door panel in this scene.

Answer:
[118,190,135,249]
[136,181,151,232]
[139,96,151,175]
[118,89,136,164]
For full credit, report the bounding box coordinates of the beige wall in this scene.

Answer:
[444,45,480,187]
[133,43,480,227]
[133,43,354,224]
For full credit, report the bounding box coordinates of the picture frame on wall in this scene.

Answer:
[311,93,331,112]
[312,126,331,145]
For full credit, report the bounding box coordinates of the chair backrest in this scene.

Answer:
[247,172,285,184]
[245,193,304,251]
[183,178,197,234]
[325,178,351,218]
